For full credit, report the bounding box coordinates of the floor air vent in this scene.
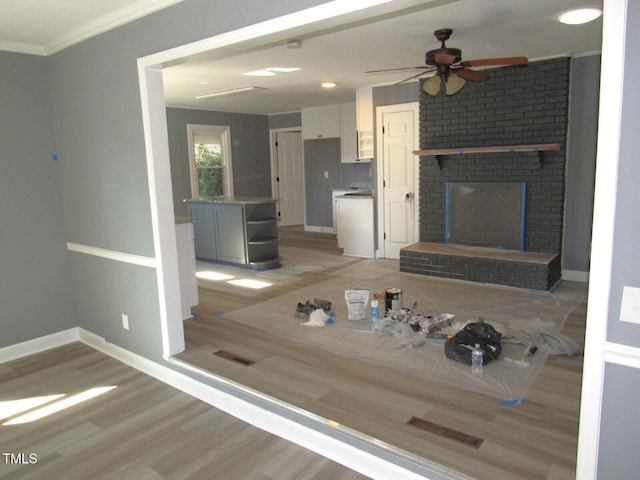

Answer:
[406,417,483,449]
[214,350,255,366]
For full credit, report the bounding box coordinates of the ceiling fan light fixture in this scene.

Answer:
[422,75,442,96]
[558,7,602,25]
[445,73,465,95]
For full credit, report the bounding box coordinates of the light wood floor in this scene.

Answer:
[178,226,586,480]
[0,342,369,480]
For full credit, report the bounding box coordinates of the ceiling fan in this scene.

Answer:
[366,28,528,96]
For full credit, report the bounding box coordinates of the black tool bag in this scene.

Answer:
[444,322,502,366]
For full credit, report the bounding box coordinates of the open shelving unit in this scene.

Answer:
[244,203,280,269]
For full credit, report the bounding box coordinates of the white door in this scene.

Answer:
[272,130,304,226]
[377,103,419,259]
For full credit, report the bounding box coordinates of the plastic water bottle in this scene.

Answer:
[471,344,483,375]
[371,299,379,330]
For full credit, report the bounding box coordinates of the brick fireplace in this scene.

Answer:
[400,58,569,290]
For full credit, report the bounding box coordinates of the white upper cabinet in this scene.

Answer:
[340,102,358,163]
[302,101,370,163]
[356,86,374,160]
[301,104,341,139]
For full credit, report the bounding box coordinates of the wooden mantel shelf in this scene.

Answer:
[413,143,561,168]
[413,143,561,156]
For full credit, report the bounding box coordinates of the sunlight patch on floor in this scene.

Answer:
[227,278,272,289]
[2,386,117,426]
[197,270,234,281]
[0,394,65,421]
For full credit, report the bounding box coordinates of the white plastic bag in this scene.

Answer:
[300,309,329,327]
[344,289,370,321]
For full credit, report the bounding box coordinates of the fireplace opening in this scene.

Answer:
[445,182,527,250]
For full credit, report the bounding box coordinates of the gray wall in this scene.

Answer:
[43,0,328,359]
[166,107,271,216]
[268,112,301,130]
[304,139,371,227]
[0,52,76,348]
[564,55,600,273]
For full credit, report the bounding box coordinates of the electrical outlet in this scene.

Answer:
[620,286,640,324]
[121,313,130,330]
[324,171,329,179]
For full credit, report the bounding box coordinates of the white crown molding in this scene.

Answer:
[0,40,46,56]
[45,0,184,55]
[0,0,184,56]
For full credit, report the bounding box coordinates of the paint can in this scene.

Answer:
[385,288,403,311]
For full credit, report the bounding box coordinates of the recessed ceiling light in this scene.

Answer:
[321,82,337,89]
[558,7,602,25]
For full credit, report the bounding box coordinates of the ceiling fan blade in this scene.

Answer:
[435,52,457,65]
[454,68,489,82]
[394,69,435,84]
[365,66,431,74]
[459,56,528,67]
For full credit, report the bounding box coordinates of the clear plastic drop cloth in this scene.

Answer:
[222,260,584,400]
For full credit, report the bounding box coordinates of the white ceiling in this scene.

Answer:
[1,0,602,115]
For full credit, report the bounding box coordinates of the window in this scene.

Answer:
[187,124,233,198]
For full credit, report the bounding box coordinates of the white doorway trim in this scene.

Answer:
[375,102,420,259]
[576,0,627,478]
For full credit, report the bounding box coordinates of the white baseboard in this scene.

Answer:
[562,269,590,283]
[0,328,80,363]
[304,225,335,234]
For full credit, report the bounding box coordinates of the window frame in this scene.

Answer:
[187,124,234,198]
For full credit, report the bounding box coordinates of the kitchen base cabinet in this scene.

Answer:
[336,195,375,258]
[186,198,280,270]
[214,204,247,264]
[188,202,216,260]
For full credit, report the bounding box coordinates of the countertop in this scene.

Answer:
[336,192,374,199]
[174,215,195,224]
[184,196,278,205]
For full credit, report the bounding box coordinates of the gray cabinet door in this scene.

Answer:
[187,203,216,260]
[214,204,247,264]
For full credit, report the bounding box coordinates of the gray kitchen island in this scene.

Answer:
[185,197,280,270]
